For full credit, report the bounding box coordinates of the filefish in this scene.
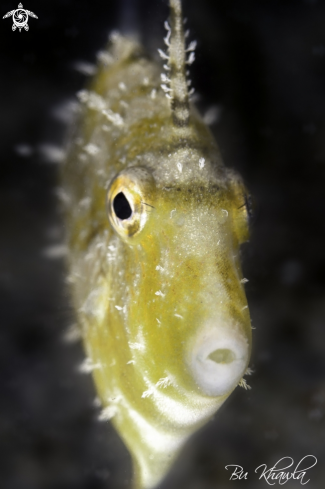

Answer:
[62,0,252,488]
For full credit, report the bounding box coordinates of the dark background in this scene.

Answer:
[1,0,325,488]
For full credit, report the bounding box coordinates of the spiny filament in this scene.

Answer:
[158,0,197,127]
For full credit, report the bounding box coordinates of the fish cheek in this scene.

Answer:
[123,216,191,386]
[148,241,207,386]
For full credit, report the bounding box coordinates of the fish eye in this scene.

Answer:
[106,167,155,240]
[113,192,133,220]
[232,181,252,244]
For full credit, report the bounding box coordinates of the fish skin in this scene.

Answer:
[62,1,252,488]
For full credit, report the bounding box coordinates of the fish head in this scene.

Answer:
[106,147,252,404]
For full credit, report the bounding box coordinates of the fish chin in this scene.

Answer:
[188,321,249,397]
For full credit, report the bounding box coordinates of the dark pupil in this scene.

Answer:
[113,192,132,220]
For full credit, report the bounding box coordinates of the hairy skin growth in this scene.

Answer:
[62,1,253,488]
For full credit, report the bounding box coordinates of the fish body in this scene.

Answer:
[62,1,252,488]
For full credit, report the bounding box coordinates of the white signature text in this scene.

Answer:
[225,456,317,485]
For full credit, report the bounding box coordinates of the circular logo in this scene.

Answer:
[13,9,28,29]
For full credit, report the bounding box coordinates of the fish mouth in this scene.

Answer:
[187,321,249,397]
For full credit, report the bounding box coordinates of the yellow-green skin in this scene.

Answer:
[63,34,252,489]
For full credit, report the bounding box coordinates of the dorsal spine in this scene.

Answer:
[165,0,192,127]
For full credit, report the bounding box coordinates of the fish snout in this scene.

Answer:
[187,322,249,397]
